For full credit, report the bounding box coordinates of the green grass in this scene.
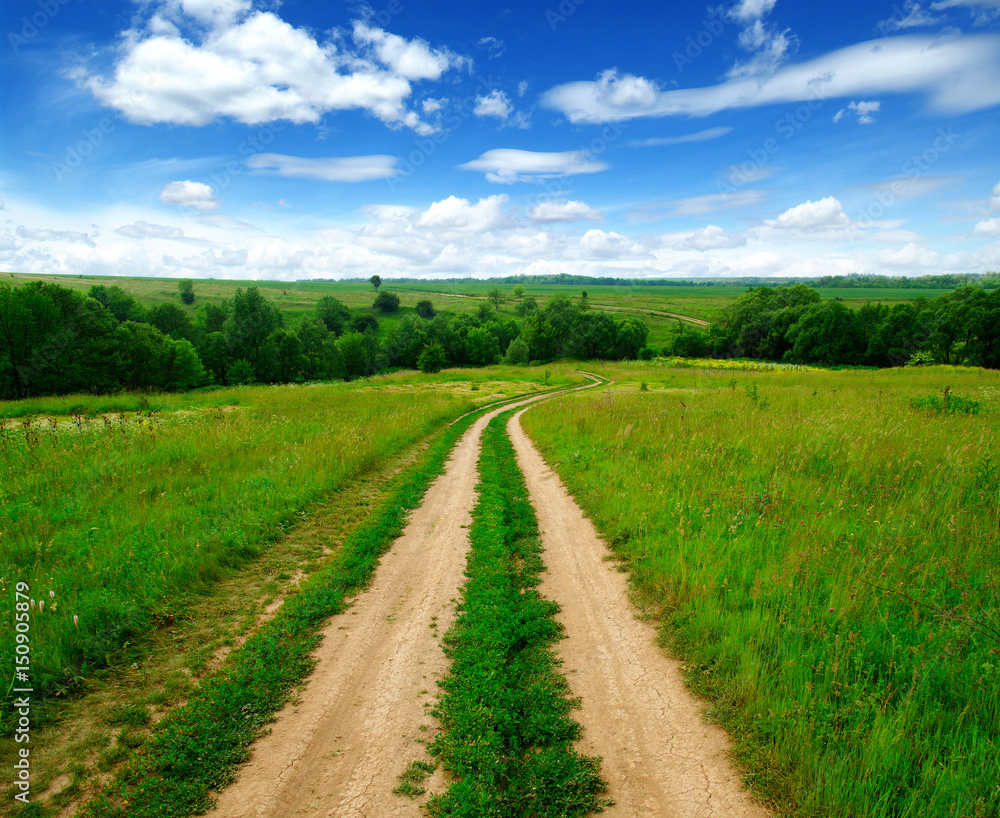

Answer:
[522,363,1000,817]
[70,398,495,818]
[426,410,609,817]
[0,381,471,710]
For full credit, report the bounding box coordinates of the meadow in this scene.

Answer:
[522,363,1000,816]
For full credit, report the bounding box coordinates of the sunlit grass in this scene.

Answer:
[523,364,1000,817]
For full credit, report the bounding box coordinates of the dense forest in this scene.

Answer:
[662,284,1000,368]
[0,281,649,400]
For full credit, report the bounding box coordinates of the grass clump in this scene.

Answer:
[909,387,983,415]
[427,411,608,817]
[523,364,1000,818]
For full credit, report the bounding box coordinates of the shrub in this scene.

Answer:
[418,342,447,373]
[373,291,400,313]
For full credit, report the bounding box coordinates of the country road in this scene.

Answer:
[211,375,766,817]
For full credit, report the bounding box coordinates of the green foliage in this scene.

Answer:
[524,365,1000,817]
[415,299,436,319]
[370,274,382,291]
[512,284,525,299]
[464,326,500,366]
[910,389,982,415]
[515,295,538,317]
[178,279,194,305]
[314,295,350,335]
[503,336,530,366]
[373,291,400,313]
[149,303,196,342]
[336,332,370,380]
[418,342,447,374]
[427,413,608,816]
[487,287,504,310]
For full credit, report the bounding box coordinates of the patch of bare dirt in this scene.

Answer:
[508,407,769,818]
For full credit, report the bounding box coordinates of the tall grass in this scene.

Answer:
[0,382,471,711]
[522,365,1000,817]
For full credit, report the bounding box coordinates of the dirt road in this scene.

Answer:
[508,407,769,818]
[212,385,595,817]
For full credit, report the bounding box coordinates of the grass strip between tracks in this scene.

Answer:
[68,403,496,818]
[426,410,609,817]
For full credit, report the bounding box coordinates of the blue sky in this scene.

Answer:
[1,0,998,280]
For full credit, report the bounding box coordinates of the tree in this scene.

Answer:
[370,275,382,291]
[88,284,147,323]
[178,279,195,305]
[512,284,525,300]
[351,313,379,334]
[516,296,538,317]
[487,288,504,310]
[337,332,370,380]
[159,337,205,390]
[223,287,283,382]
[415,299,436,319]
[315,295,350,335]
[580,290,589,309]
[149,303,197,342]
[503,336,530,365]
[464,326,501,365]
[418,342,447,373]
[373,291,400,313]
[615,318,649,360]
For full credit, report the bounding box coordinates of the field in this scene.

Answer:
[2,309,998,815]
[523,363,1000,816]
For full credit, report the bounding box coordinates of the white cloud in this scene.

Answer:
[628,126,733,147]
[115,221,186,239]
[774,196,851,229]
[580,229,646,259]
[474,90,514,119]
[834,99,881,124]
[991,180,1000,211]
[878,0,943,31]
[727,0,778,22]
[352,22,463,81]
[15,225,96,247]
[729,21,797,79]
[723,163,781,185]
[422,97,447,114]
[246,153,399,182]
[458,149,608,183]
[82,7,464,132]
[674,225,748,250]
[973,217,1000,236]
[629,189,769,220]
[160,181,219,210]
[878,242,941,267]
[416,195,510,233]
[541,34,1000,122]
[517,80,530,97]
[528,200,602,223]
[931,0,1000,24]
[478,36,505,58]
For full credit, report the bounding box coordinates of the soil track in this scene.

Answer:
[212,375,765,817]
[508,408,769,818]
[212,383,596,817]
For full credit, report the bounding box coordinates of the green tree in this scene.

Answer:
[298,316,331,380]
[88,284,147,323]
[178,279,195,305]
[516,296,538,317]
[314,295,350,335]
[487,288,504,310]
[415,299,436,319]
[159,337,205,390]
[503,336,530,365]
[418,342,447,373]
[615,318,649,360]
[370,274,382,291]
[223,287,283,382]
[149,303,197,342]
[337,332,370,380]
[464,326,501,366]
[512,284,525,300]
[373,291,400,313]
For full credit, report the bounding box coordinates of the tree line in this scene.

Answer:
[0,282,650,400]
[661,284,1000,368]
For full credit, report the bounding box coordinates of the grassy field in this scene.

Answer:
[522,363,1000,817]
[0,365,590,711]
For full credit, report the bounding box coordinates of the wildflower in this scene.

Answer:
[49,590,55,599]
[73,614,79,629]
[30,599,36,611]
[962,592,967,598]
[829,608,834,613]
[39,600,44,614]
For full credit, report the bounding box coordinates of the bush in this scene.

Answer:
[418,342,447,373]
[503,336,530,366]
[638,347,654,360]
[373,291,400,313]
[416,299,435,319]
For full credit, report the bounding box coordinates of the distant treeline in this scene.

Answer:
[0,282,649,400]
[662,284,1000,368]
[322,271,1000,289]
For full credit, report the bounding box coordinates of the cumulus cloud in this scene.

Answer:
[541,34,1000,122]
[528,200,602,223]
[246,153,399,182]
[877,0,943,31]
[774,196,851,229]
[973,217,1000,237]
[115,220,187,239]
[990,179,1000,211]
[674,225,748,250]
[627,126,732,147]
[878,242,941,267]
[458,149,608,183]
[833,99,881,124]
[160,181,219,210]
[416,195,510,233]
[580,229,646,259]
[81,4,465,132]
[727,0,778,22]
[474,90,514,119]
[15,225,96,247]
